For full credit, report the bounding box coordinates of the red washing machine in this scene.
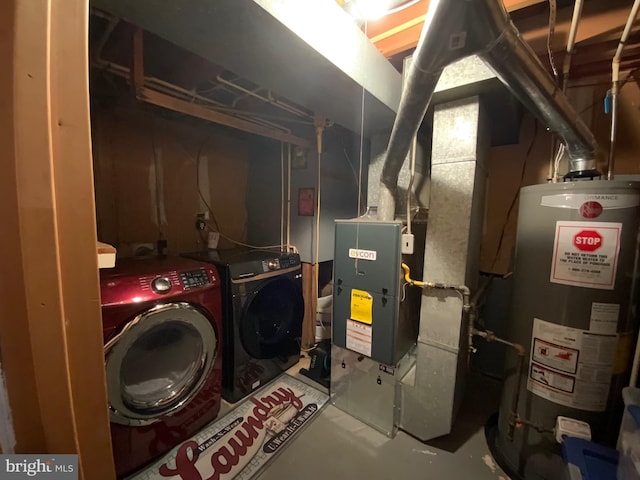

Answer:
[100,256,223,478]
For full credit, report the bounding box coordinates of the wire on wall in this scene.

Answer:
[353,19,369,274]
[192,133,283,250]
[489,120,539,273]
[546,0,559,84]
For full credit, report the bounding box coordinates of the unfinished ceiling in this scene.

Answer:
[90,0,402,142]
[89,0,640,146]
[366,0,640,82]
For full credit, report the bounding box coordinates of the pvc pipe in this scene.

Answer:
[561,0,583,93]
[551,0,583,182]
[630,321,640,387]
[608,0,640,180]
[287,144,292,250]
[629,230,640,386]
[406,136,417,235]
[280,142,285,250]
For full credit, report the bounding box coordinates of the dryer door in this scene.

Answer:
[240,276,304,359]
[105,302,217,425]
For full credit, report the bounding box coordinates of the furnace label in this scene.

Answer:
[550,221,622,290]
[350,289,373,325]
[528,318,616,412]
[346,319,372,357]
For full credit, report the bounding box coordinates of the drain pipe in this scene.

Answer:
[608,0,640,181]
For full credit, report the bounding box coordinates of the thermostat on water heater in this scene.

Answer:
[555,416,592,444]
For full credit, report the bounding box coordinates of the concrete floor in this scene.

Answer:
[255,359,510,480]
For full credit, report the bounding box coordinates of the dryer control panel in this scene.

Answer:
[180,269,210,289]
[262,253,299,272]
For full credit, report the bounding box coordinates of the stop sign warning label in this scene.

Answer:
[551,221,622,290]
[574,230,603,252]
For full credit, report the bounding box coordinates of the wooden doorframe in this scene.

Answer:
[0,0,115,478]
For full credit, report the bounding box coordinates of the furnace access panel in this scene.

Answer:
[333,219,413,366]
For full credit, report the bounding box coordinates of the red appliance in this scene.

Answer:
[100,256,223,478]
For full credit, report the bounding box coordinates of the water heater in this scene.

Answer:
[493,180,640,479]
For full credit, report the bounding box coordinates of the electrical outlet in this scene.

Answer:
[195,214,207,231]
[197,211,210,221]
[402,234,414,254]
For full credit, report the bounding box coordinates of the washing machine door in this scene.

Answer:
[239,276,303,359]
[105,302,217,426]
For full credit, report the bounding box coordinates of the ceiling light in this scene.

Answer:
[341,0,421,21]
[349,0,393,20]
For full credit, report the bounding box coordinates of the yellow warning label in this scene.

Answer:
[350,289,373,325]
[614,331,634,374]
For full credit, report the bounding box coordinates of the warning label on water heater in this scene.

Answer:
[550,221,622,290]
[528,318,617,412]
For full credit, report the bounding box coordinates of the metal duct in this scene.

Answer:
[379,0,599,220]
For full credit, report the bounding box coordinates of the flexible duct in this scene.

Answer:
[379,0,599,220]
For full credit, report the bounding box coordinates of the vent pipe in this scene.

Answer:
[379,0,599,220]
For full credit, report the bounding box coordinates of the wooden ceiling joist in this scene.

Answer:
[367,0,547,57]
[368,0,638,67]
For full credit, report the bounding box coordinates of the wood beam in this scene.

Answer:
[137,87,312,148]
[7,0,115,476]
[368,0,633,62]
[515,0,633,55]
[368,0,547,57]
[131,28,144,91]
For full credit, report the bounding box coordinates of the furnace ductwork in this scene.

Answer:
[378,0,599,221]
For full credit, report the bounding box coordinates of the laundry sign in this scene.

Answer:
[550,221,622,290]
[131,376,328,480]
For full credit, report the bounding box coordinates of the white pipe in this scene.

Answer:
[406,136,417,235]
[280,142,285,251]
[629,229,640,386]
[93,61,297,135]
[561,0,583,93]
[630,334,640,387]
[551,0,583,182]
[215,75,312,119]
[287,144,292,249]
[608,0,640,180]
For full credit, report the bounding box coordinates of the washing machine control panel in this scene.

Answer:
[151,277,172,294]
[180,269,210,289]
